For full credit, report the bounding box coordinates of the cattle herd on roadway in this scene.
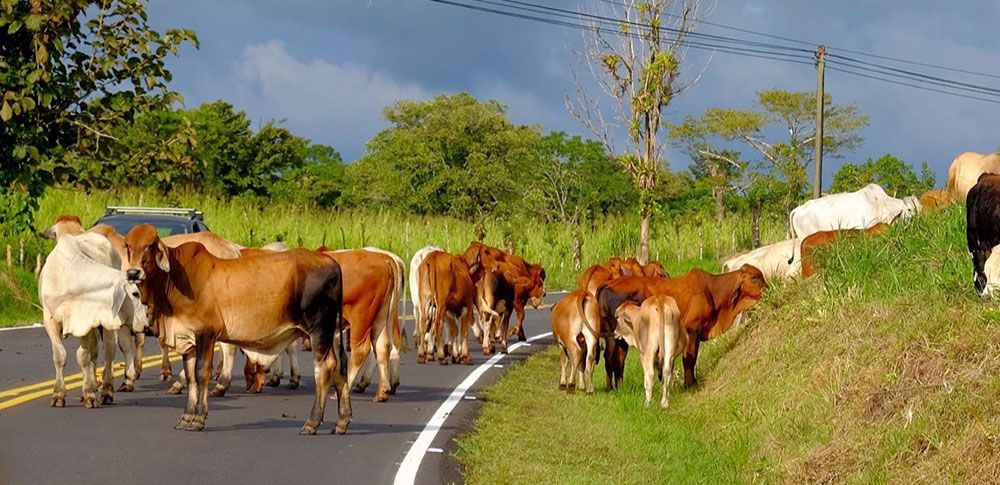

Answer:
[30,150,1000,435]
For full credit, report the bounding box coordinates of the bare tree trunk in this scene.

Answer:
[713,187,724,222]
[637,208,650,265]
[572,229,582,271]
[750,204,763,248]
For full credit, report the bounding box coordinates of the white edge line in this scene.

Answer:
[392,331,553,485]
[0,323,42,332]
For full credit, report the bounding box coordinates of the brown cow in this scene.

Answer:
[577,257,669,296]
[462,242,545,342]
[476,259,534,354]
[798,222,889,278]
[596,265,768,389]
[550,290,601,394]
[323,248,401,401]
[919,189,950,211]
[124,224,350,434]
[418,251,478,365]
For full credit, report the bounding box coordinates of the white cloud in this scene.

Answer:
[232,40,432,160]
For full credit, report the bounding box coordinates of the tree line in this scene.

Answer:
[0,1,936,239]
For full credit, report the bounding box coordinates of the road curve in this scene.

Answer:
[0,296,560,485]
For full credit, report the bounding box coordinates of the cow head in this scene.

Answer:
[612,301,641,348]
[42,215,84,239]
[972,248,999,299]
[124,224,170,283]
[730,264,769,312]
[900,196,922,219]
[527,264,546,308]
[642,261,668,278]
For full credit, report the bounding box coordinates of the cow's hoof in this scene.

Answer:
[352,382,369,394]
[299,422,318,435]
[50,393,66,407]
[301,338,312,352]
[288,378,300,390]
[83,394,99,409]
[461,356,473,365]
[558,383,567,390]
[500,348,509,355]
[438,358,449,366]
[159,371,172,382]
[389,382,400,394]
[118,382,134,392]
[566,384,576,394]
[174,414,194,430]
[266,376,281,388]
[248,385,263,394]
[332,418,351,435]
[166,381,184,395]
[416,356,426,364]
[209,385,227,398]
[186,415,206,431]
[373,388,390,403]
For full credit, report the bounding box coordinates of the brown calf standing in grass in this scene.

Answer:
[550,290,601,394]
[798,222,889,278]
[614,295,686,409]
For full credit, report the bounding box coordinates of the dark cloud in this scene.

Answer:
[148,1,1000,184]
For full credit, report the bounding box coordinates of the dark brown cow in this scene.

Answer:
[596,265,768,389]
[418,251,479,365]
[966,173,1000,296]
[124,224,351,434]
[476,259,534,354]
[798,222,889,278]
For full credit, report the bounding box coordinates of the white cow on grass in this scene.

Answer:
[788,183,920,238]
[39,233,148,407]
[722,237,801,280]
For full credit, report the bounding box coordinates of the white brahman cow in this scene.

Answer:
[722,237,801,280]
[39,233,148,407]
[788,183,920,238]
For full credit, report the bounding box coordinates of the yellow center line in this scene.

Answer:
[0,351,171,399]
[0,352,187,411]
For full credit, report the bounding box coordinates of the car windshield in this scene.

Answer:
[106,220,189,236]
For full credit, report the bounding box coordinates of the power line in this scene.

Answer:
[826,64,1000,105]
[596,0,1000,81]
[430,0,1000,103]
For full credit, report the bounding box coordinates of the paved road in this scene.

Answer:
[0,297,559,485]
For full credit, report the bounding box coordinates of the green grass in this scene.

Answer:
[0,186,782,326]
[0,268,40,328]
[458,204,1000,483]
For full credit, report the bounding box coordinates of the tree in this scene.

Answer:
[534,131,636,224]
[570,0,706,263]
[0,0,196,231]
[671,89,869,210]
[830,154,936,197]
[272,144,345,207]
[348,93,541,219]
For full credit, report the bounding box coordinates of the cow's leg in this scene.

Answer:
[210,342,236,397]
[45,312,68,407]
[267,349,284,388]
[433,309,448,365]
[458,309,473,365]
[286,341,301,389]
[682,333,701,388]
[302,332,352,435]
[354,353,374,393]
[329,347,353,435]
[558,344,569,390]
[388,325,401,394]
[372,318,393,402]
[613,340,629,389]
[512,302,527,342]
[446,315,461,364]
[582,331,599,395]
[159,342,172,381]
[603,336,616,391]
[566,342,582,394]
[77,330,100,408]
[188,338,215,431]
[498,310,511,355]
[99,329,117,404]
[174,350,198,430]
[117,328,137,392]
[661,331,682,410]
[347,330,373,395]
[301,334,312,352]
[132,331,145,381]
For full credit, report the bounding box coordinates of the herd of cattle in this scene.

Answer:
[30,150,1000,434]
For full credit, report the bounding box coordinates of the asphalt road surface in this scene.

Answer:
[0,296,560,485]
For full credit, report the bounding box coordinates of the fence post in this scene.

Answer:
[19,239,25,268]
[698,227,704,260]
[6,244,11,268]
[34,254,41,278]
[572,229,582,271]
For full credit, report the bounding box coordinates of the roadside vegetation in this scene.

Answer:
[458,204,1000,483]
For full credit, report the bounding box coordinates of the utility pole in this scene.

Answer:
[813,45,826,198]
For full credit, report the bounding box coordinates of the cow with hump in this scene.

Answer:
[614,294,686,409]
[123,224,351,434]
[549,290,601,394]
[462,242,546,343]
[417,250,479,365]
[596,264,767,390]
[788,183,919,238]
[966,173,1000,298]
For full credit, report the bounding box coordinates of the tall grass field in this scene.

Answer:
[0,186,784,327]
[458,204,1000,483]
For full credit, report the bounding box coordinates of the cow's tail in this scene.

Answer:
[787,208,796,239]
[336,297,347,379]
[383,258,405,354]
[420,261,437,338]
[581,292,599,366]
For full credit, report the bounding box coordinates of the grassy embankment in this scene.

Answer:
[0,187,784,327]
[458,204,1000,483]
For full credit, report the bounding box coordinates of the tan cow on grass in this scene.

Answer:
[549,290,601,394]
[614,295,686,409]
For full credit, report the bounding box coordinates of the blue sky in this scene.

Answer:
[148,1,1000,185]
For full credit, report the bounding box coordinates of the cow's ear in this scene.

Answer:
[730,280,744,307]
[155,241,170,273]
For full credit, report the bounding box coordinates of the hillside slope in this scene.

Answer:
[458,205,1000,483]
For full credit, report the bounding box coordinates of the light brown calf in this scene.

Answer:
[614,295,686,409]
[417,251,478,365]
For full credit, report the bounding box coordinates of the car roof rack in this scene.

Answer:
[104,206,204,220]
